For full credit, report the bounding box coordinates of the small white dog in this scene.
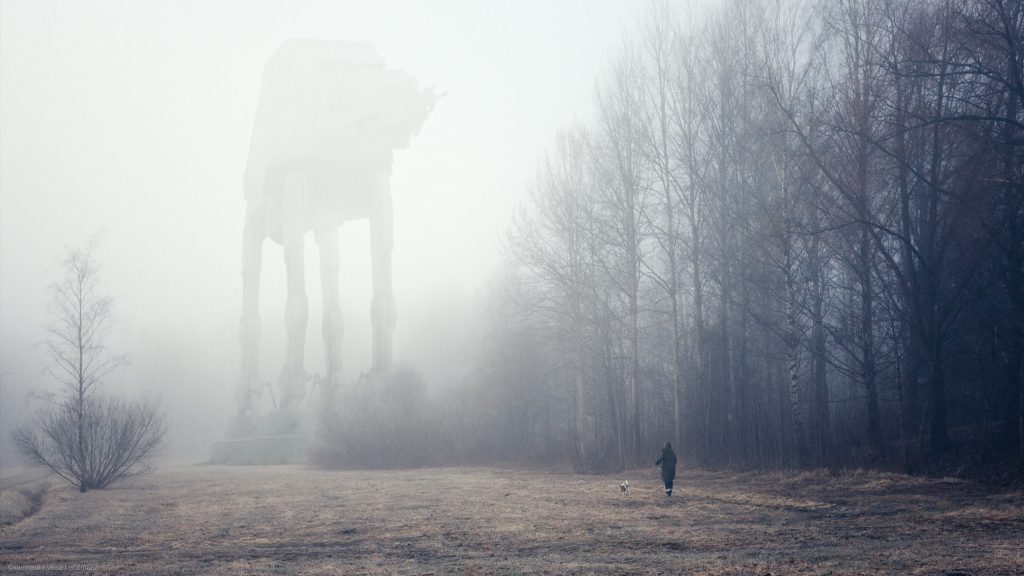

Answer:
[619,480,629,494]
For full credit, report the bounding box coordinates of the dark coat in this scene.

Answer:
[655,446,677,482]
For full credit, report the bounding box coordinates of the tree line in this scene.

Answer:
[468,0,1022,475]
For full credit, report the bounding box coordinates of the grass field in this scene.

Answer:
[1,464,1021,575]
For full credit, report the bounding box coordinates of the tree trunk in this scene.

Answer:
[630,291,642,465]
[785,244,807,462]
[77,285,87,493]
[860,225,883,457]
[810,245,829,458]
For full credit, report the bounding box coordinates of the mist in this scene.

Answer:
[0,0,645,466]
[2,1,1022,573]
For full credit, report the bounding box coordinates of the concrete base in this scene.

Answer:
[209,409,314,465]
[209,434,309,465]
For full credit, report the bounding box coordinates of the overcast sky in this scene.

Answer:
[0,0,654,463]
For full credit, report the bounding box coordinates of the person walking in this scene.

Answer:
[655,442,677,496]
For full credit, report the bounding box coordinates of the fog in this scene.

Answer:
[0,0,647,467]
[3,1,1022,571]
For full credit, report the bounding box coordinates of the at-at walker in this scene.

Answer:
[235,40,435,430]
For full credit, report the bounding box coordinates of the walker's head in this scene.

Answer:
[244,39,434,206]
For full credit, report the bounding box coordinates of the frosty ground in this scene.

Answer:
[1,465,1021,575]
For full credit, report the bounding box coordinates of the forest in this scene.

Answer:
[447,0,1024,476]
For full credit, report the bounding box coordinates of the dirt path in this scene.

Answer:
[0,465,1020,575]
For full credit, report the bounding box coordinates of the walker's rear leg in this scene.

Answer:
[316,225,344,399]
[280,173,309,410]
[370,186,395,373]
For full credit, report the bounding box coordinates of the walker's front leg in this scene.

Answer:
[238,205,264,417]
[370,186,395,374]
[315,225,344,398]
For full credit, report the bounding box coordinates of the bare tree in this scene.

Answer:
[955,0,1024,456]
[640,0,685,451]
[667,24,712,464]
[14,395,165,492]
[13,239,165,492]
[508,127,605,470]
[594,45,654,466]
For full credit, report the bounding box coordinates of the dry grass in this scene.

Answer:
[0,465,1021,575]
[0,479,49,528]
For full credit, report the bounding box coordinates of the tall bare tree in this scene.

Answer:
[594,46,653,465]
[640,1,685,452]
[14,239,165,492]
